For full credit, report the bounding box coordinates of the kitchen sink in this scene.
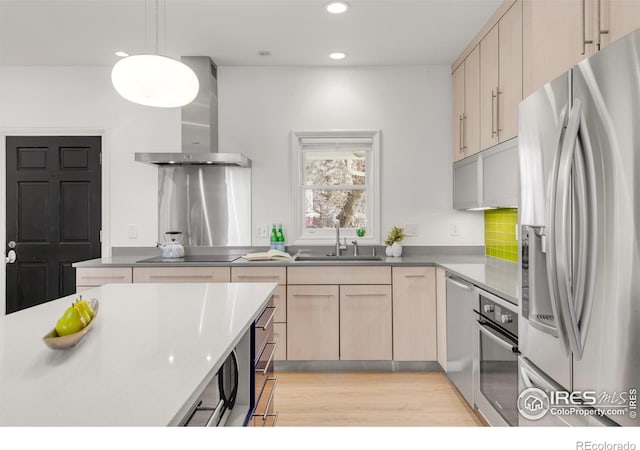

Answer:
[293,254,383,262]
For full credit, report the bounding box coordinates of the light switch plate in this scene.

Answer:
[256,224,269,238]
[405,223,418,236]
[127,224,137,239]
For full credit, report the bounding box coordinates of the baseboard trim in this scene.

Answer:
[274,360,443,372]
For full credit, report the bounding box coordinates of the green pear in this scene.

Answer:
[55,304,87,336]
[75,299,94,321]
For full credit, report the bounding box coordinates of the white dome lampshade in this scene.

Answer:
[111,54,199,108]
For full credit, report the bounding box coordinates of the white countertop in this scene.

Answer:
[0,282,276,426]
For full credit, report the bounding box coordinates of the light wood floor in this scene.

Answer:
[274,371,485,427]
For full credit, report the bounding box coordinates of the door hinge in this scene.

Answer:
[99,152,102,165]
[99,229,103,243]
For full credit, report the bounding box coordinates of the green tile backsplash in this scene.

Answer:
[485,208,519,262]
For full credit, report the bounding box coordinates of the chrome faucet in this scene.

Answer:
[335,219,347,256]
[351,240,359,256]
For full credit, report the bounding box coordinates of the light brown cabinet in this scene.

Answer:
[132,267,230,283]
[480,1,522,150]
[233,267,287,361]
[452,45,480,162]
[339,285,392,361]
[436,267,447,371]
[392,267,437,361]
[600,0,640,49]
[287,285,339,361]
[76,267,132,292]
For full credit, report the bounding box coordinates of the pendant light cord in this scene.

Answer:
[155,0,159,55]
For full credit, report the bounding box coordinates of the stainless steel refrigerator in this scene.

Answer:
[518,28,640,427]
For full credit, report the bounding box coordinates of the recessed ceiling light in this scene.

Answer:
[324,1,350,14]
[329,52,347,60]
[115,51,130,58]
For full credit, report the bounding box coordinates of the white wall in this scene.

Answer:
[0,65,483,250]
[218,66,483,246]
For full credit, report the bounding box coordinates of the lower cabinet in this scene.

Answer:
[287,285,339,361]
[340,285,392,361]
[132,267,230,283]
[392,267,437,361]
[250,300,278,427]
[435,267,448,371]
[76,267,132,292]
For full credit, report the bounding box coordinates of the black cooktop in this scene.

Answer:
[137,255,241,263]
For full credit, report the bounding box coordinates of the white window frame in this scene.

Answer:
[290,130,381,245]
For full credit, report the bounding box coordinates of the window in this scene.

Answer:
[291,130,380,244]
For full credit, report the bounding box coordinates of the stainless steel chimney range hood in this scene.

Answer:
[134,56,251,168]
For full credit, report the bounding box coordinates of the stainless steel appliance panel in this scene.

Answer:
[452,154,481,210]
[158,165,251,246]
[445,274,475,406]
[568,32,640,427]
[518,71,573,390]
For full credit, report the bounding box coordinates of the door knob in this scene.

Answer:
[5,249,16,264]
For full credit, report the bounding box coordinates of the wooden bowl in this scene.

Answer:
[43,299,100,350]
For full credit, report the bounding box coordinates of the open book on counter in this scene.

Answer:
[241,249,292,261]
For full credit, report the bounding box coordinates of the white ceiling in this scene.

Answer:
[0,0,502,67]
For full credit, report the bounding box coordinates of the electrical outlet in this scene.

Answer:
[127,224,137,239]
[256,224,269,238]
[405,223,418,236]
[450,224,460,236]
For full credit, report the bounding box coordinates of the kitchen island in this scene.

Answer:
[0,282,276,426]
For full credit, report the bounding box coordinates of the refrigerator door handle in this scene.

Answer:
[566,114,598,360]
[553,98,594,360]
[546,105,572,355]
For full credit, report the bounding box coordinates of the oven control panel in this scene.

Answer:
[478,294,518,337]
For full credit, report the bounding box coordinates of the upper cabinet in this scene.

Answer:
[452,46,480,162]
[523,0,640,97]
[599,0,640,49]
[480,1,522,150]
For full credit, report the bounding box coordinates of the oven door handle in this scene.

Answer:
[477,321,518,353]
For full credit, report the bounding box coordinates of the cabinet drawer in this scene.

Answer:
[132,267,230,283]
[255,341,276,401]
[255,299,276,360]
[76,268,132,286]
[253,376,278,419]
[287,266,391,285]
[231,267,286,284]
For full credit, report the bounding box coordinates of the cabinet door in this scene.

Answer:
[392,267,436,361]
[132,267,230,283]
[273,323,287,361]
[287,285,339,360]
[452,64,465,162]
[480,24,500,150]
[464,45,481,156]
[339,285,392,361]
[523,0,595,97]
[481,139,519,208]
[453,153,481,210]
[498,0,523,143]
[600,0,640,49]
[436,267,447,371]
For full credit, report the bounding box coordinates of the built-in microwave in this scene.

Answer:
[183,350,239,427]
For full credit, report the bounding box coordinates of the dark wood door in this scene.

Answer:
[5,136,101,314]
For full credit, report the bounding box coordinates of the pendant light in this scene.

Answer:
[111,0,199,108]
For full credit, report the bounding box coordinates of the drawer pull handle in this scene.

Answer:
[344,293,388,297]
[256,305,278,330]
[148,275,213,280]
[262,377,278,420]
[403,274,426,278]
[82,275,126,279]
[290,293,333,297]
[237,275,281,280]
[256,340,278,376]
